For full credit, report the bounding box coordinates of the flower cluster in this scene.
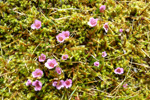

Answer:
[39,53,65,75]
[31,20,70,43]
[56,31,70,43]
[88,18,109,33]
[26,69,43,91]
[28,4,126,92]
[93,51,107,67]
[26,53,72,91]
[87,5,109,33]
[87,6,125,76]
[52,79,72,90]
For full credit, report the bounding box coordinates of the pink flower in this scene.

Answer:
[114,67,124,74]
[56,33,66,43]
[32,80,42,91]
[31,19,41,29]
[62,31,70,38]
[52,81,58,87]
[123,83,128,88]
[94,61,99,67]
[64,79,72,88]
[103,23,109,33]
[45,59,58,69]
[52,80,65,90]
[55,67,62,75]
[26,79,32,86]
[102,51,107,57]
[88,17,98,27]
[99,5,106,13]
[39,54,46,62]
[119,29,123,33]
[62,54,68,60]
[32,69,43,78]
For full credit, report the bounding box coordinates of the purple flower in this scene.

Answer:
[55,67,62,75]
[32,69,43,78]
[94,61,99,67]
[114,67,124,75]
[26,79,32,86]
[62,54,68,60]
[103,23,109,33]
[31,19,41,29]
[62,31,70,39]
[119,29,123,33]
[52,80,65,90]
[45,59,58,69]
[32,80,42,91]
[102,51,107,57]
[64,79,72,88]
[88,17,98,27]
[99,5,106,13]
[56,33,66,43]
[39,54,46,62]
[123,83,128,88]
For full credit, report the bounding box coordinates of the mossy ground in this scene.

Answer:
[0,0,150,100]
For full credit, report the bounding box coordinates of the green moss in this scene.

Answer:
[0,0,150,99]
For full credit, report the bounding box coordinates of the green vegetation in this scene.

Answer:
[0,0,150,99]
